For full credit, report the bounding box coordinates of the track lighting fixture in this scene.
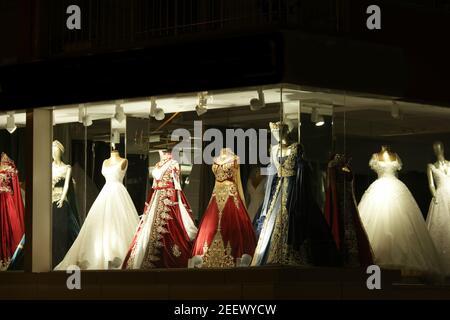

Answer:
[6,112,17,134]
[150,97,165,121]
[196,92,208,116]
[77,104,92,126]
[250,88,266,111]
[311,107,325,127]
[83,114,93,127]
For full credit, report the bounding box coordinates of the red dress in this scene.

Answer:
[123,154,198,269]
[0,153,25,270]
[192,152,256,267]
[324,154,373,267]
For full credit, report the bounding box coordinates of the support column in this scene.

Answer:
[25,108,52,272]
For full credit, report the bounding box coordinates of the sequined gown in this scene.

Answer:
[52,164,81,267]
[252,144,339,266]
[324,154,373,267]
[192,152,256,266]
[123,155,198,269]
[0,153,25,271]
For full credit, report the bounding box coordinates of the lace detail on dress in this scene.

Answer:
[0,153,18,194]
[369,154,402,178]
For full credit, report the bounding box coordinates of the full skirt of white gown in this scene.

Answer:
[54,182,139,270]
[358,176,442,275]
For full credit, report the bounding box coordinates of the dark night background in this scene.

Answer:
[1,0,450,301]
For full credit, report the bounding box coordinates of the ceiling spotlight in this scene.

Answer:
[114,101,126,123]
[196,92,208,117]
[250,88,266,111]
[311,107,325,127]
[78,104,92,126]
[315,116,325,127]
[83,114,93,127]
[154,107,165,121]
[6,112,17,134]
[391,102,401,119]
[149,97,165,121]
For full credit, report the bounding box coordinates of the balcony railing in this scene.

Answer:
[44,0,340,56]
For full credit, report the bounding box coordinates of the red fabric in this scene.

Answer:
[0,172,25,265]
[123,186,194,269]
[153,190,193,268]
[192,195,256,261]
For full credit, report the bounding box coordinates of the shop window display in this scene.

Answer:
[4,85,450,283]
[0,111,26,271]
[334,96,450,279]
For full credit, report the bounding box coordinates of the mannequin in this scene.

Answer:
[216,148,236,164]
[428,141,449,204]
[123,148,197,269]
[52,140,80,267]
[426,141,450,274]
[105,148,128,170]
[269,122,294,176]
[52,141,72,208]
[376,145,398,162]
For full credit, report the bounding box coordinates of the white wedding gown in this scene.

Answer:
[54,161,139,270]
[426,164,450,274]
[358,155,442,275]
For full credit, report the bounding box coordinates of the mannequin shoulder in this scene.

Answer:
[121,158,128,170]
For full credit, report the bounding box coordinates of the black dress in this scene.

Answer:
[52,166,81,267]
[324,154,374,267]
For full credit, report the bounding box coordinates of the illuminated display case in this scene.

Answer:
[1,30,450,299]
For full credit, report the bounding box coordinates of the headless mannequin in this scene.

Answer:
[105,149,128,170]
[427,141,449,204]
[52,142,72,209]
[215,148,235,164]
[376,145,398,162]
[148,150,170,177]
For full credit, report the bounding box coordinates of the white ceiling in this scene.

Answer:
[1,85,449,131]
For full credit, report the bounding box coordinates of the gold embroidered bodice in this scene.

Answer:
[211,155,240,214]
[0,153,18,194]
[276,143,298,177]
[151,158,180,190]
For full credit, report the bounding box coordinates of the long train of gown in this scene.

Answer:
[54,161,139,270]
[358,155,442,276]
[426,164,450,274]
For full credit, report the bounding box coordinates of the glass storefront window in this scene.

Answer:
[4,84,449,281]
[50,86,288,270]
[336,94,450,277]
